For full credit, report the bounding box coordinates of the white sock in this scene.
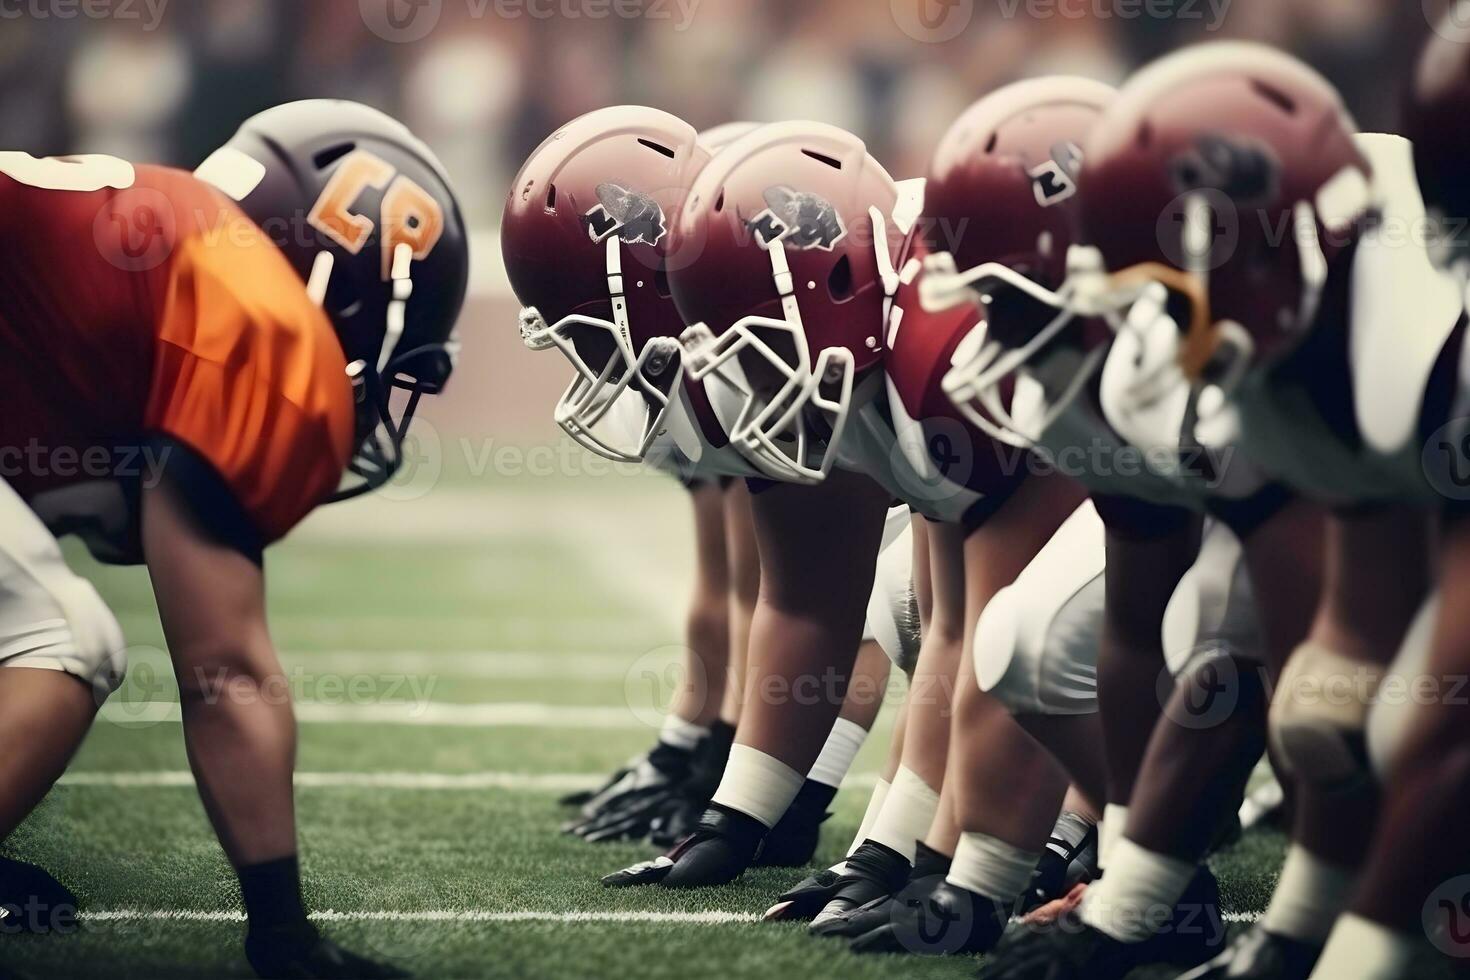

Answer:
[848,778,892,856]
[865,765,939,863]
[1098,804,1130,870]
[710,744,804,829]
[1080,837,1197,943]
[1261,845,1355,944]
[808,718,868,790]
[659,715,710,752]
[946,832,1039,903]
[1309,914,1414,980]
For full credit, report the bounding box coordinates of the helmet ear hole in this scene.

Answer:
[544,184,558,213]
[827,254,854,302]
[801,149,843,169]
[313,142,357,169]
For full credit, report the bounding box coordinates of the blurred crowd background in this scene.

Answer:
[0,0,1446,230]
[0,0,1448,445]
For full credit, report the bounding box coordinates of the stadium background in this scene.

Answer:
[1,2,1461,978]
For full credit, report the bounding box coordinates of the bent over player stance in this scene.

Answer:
[0,101,468,977]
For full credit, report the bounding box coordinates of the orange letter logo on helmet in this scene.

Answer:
[307,149,445,279]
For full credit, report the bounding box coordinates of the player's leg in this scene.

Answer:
[720,478,758,728]
[0,477,126,931]
[567,479,733,842]
[1307,513,1469,980]
[808,518,964,927]
[844,472,1089,956]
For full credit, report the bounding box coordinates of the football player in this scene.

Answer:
[0,101,469,978]
[964,43,1449,980]
[502,108,902,865]
[620,118,1110,959]
[907,63,1328,980]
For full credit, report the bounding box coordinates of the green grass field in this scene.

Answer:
[0,470,1387,979]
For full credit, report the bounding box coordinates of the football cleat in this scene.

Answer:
[601,804,766,889]
[753,781,834,868]
[1175,925,1322,980]
[764,865,850,922]
[808,841,912,934]
[245,923,409,979]
[848,880,1009,956]
[564,743,691,842]
[1016,819,1099,918]
[809,841,951,937]
[648,723,735,849]
[0,858,78,934]
[979,868,1227,980]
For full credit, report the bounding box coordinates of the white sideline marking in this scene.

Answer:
[77,908,1265,925]
[97,701,651,729]
[81,909,761,924]
[281,650,666,679]
[56,770,884,791]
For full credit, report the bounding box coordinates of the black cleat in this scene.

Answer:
[1017,816,1098,918]
[1175,925,1322,980]
[849,880,1008,956]
[808,841,912,934]
[601,804,765,889]
[813,841,952,938]
[0,858,78,934]
[754,781,835,868]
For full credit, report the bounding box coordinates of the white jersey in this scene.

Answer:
[1225,133,1465,506]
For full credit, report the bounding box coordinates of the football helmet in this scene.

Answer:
[197,100,470,500]
[1077,43,1371,392]
[503,106,709,462]
[917,76,1117,447]
[672,121,904,483]
[1407,2,1470,268]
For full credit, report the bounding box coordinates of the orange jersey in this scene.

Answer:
[0,155,354,559]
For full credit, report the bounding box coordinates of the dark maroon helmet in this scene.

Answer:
[502,106,710,461]
[1407,3,1470,257]
[671,121,903,483]
[1079,42,1371,387]
[198,99,469,500]
[917,76,1116,446]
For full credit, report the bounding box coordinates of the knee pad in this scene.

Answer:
[865,520,920,674]
[1162,521,1261,678]
[1269,642,1381,791]
[1366,594,1440,780]
[3,573,128,703]
[976,574,1104,716]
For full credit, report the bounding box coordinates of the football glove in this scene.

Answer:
[848,880,1009,956]
[648,723,735,848]
[753,780,833,868]
[601,804,765,889]
[808,840,912,933]
[1175,925,1322,980]
[0,858,77,934]
[564,742,692,843]
[245,922,409,979]
[811,841,951,937]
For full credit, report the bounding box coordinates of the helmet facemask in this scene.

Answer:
[518,236,684,463]
[679,207,895,485]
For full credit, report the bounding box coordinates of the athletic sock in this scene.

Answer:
[807,717,868,790]
[1309,914,1414,980]
[238,855,310,933]
[660,715,711,752]
[1260,845,1355,944]
[946,832,1039,904]
[1098,803,1129,871]
[865,765,939,864]
[848,778,892,857]
[1080,837,1197,943]
[710,744,805,829]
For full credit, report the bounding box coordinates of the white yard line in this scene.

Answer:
[81,909,761,924]
[56,770,884,791]
[97,701,654,729]
[77,908,1265,925]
